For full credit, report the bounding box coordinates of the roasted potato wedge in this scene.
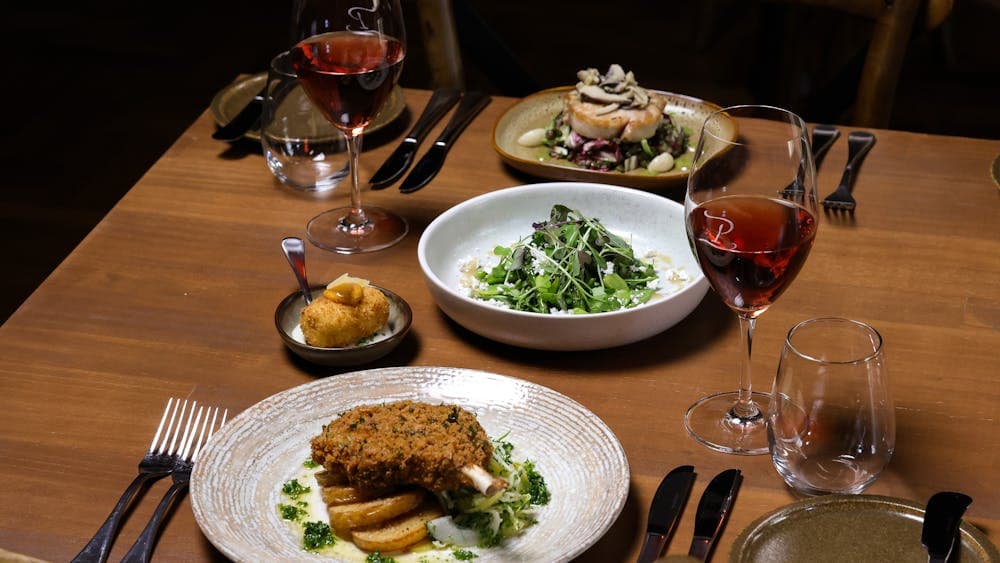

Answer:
[351,501,445,553]
[321,485,392,506]
[328,489,425,535]
[314,469,348,487]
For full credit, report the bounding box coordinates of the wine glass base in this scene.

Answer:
[306,206,408,254]
[684,390,771,455]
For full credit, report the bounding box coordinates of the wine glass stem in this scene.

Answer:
[344,130,367,228]
[733,314,760,420]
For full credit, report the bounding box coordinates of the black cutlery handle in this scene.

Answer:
[811,125,841,169]
[436,91,492,148]
[71,471,168,563]
[405,87,462,142]
[838,131,876,192]
[120,478,191,563]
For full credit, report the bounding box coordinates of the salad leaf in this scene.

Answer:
[471,206,658,314]
[431,435,551,548]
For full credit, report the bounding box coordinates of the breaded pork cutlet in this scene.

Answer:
[311,401,506,495]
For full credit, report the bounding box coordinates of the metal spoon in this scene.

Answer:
[281,237,312,304]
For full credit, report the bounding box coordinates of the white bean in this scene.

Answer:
[647,152,675,173]
[517,128,548,147]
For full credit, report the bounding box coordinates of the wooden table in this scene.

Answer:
[1,89,998,562]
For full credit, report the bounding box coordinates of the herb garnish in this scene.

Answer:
[281,479,310,499]
[453,549,478,560]
[277,503,308,521]
[470,205,657,314]
[365,552,397,563]
[302,521,336,550]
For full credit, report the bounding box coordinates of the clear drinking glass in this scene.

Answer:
[290,0,408,253]
[767,317,895,495]
[684,105,819,455]
[262,51,349,192]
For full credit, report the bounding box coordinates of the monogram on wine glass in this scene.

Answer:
[347,0,379,31]
[703,209,737,250]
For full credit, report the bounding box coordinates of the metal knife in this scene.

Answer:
[922,491,972,563]
[212,86,265,142]
[637,465,696,563]
[398,91,492,193]
[369,87,462,188]
[688,469,742,562]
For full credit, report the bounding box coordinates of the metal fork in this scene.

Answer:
[781,124,841,199]
[121,404,228,563]
[72,398,192,563]
[823,131,877,212]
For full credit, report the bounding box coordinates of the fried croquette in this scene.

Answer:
[300,285,389,348]
[310,401,504,494]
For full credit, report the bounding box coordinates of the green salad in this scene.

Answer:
[427,435,550,548]
[469,205,658,314]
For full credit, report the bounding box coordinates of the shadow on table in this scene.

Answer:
[437,294,733,373]
[575,480,644,561]
[282,330,423,379]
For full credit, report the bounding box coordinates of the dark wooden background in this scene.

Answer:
[3,0,998,323]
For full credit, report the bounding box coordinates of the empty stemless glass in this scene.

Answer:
[767,317,895,495]
[262,50,349,192]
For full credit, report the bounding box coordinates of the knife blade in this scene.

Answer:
[922,492,972,563]
[637,465,696,563]
[212,86,265,142]
[369,87,462,188]
[399,91,492,193]
[688,469,742,562]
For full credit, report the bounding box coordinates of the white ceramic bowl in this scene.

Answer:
[418,182,709,350]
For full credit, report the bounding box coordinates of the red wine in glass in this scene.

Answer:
[291,31,405,133]
[689,195,817,315]
[289,25,409,254]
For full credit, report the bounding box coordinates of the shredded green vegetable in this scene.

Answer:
[471,205,657,314]
[435,435,551,548]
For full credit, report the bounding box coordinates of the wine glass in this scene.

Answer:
[767,318,894,495]
[290,0,408,253]
[684,105,819,455]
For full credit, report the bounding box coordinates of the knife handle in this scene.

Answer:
[405,87,462,142]
[435,91,492,148]
[637,532,667,563]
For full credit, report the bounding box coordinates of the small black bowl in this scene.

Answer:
[274,284,412,366]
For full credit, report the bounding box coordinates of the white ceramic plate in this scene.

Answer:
[190,367,629,562]
[418,182,709,350]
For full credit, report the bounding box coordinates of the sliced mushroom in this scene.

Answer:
[594,103,621,115]
[578,84,632,105]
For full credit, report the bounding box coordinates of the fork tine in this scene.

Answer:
[146,398,174,453]
[163,399,190,455]
[177,404,203,460]
[153,399,184,455]
[194,408,228,461]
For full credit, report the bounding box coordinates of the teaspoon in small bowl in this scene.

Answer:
[281,237,312,305]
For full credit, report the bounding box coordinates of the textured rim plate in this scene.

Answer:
[491,86,733,191]
[729,494,1000,563]
[191,367,630,562]
[210,73,405,141]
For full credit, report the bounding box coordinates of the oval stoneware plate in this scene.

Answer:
[729,494,1000,563]
[191,366,629,562]
[210,73,405,142]
[492,86,735,190]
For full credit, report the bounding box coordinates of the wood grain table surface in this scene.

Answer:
[1,88,998,562]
